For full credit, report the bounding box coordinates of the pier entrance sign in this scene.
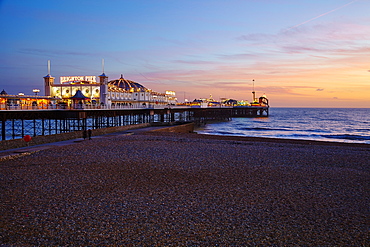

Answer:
[60,76,96,84]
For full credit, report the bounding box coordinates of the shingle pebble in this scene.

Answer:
[1,132,369,246]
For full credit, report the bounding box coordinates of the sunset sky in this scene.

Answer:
[0,0,369,107]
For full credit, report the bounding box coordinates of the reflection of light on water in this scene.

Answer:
[253,117,270,121]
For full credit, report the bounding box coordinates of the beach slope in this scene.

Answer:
[1,132,369,246]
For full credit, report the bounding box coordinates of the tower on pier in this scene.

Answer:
[44,60,54,96]
[99,59,109,105]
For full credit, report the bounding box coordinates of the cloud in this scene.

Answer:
[18,48,95,57]
[217,53,257,60]
[172,59,218,65]
[236,33,273,42]
[284,0,359,31]
[280,45,323,54]
[236,19,370,55]
[316,88,324,91]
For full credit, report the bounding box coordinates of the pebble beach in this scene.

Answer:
[1,131,369,246]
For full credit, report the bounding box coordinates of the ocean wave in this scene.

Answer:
[275,133,370,142]
[241,127,289,131]
[321,134,370,141]
[211,131,237,136]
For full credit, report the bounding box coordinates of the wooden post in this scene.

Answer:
[1,119,5,141]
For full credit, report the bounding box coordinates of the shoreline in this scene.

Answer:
[186,132,370,148]
[194,130,370,147]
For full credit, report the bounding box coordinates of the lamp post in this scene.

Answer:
[33,89,40,95]
[33,89,40,109]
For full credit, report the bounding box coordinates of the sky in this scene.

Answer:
[0,0,369,107]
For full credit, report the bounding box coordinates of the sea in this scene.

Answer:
[195,108,370,144]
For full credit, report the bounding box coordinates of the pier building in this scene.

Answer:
[44,71,177,108]
[0,89,60,110]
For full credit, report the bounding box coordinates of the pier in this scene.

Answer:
[0,106,268,141]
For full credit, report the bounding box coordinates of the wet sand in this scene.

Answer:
[1,132,369,246]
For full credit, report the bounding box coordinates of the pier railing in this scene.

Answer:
[1,103,243,111]
[1,103,173,111]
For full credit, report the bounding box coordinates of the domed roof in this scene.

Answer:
[108,74,147,92]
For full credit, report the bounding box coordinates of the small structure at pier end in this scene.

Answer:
[232,80,269,117]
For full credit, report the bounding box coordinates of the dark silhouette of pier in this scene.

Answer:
[0,107,268,141]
